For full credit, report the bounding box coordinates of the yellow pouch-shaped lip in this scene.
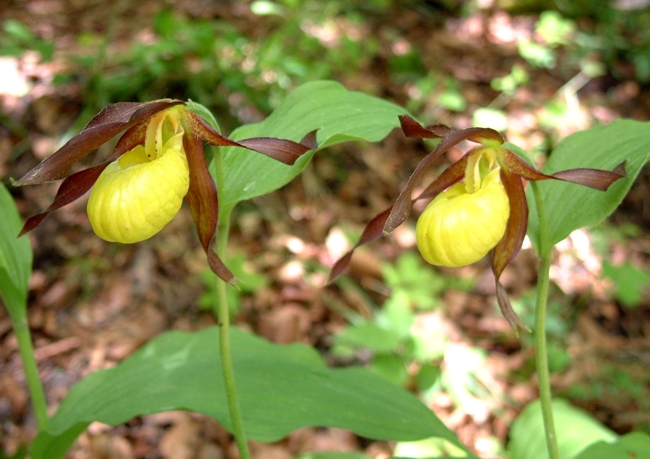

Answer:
[416,169,510,267]
[87,133,190,243]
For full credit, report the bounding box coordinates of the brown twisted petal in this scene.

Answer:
[492,169,529,334]
[384,117,504,234]
[501,150,626,191]
[18,165,110,236]
[18,120,155,236]
[327,152,471,283]
[329,117,505,283]
[182,134,235,284]
[183,111,317,165]
[413,153,468,202]
[327,207,393,283]
[15,100,183,185]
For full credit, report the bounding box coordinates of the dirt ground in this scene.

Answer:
[2,1,650,458]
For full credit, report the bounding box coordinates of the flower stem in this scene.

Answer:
[531,181,560,459]
[212,147,251,459]
[12,311,49,431]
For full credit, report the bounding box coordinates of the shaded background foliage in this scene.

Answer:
[2,0,650,458]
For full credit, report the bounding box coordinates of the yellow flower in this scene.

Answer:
[329,115,624,332]
[15,100,316,283]
[417,167,509,267]
[87,109,189,243]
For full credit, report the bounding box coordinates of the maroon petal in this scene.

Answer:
[385,126,503,234]
[19,164,109,236]
[184,111,316,165]
[327,207,392,283]
[502,150,626,191]
[413,153,468,202]
[183,134,235,284]
[492,169,529,333]
[399,115,452,139]
[16,100,183,186]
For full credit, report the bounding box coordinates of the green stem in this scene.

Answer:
[531,181,560,459]
[13,312,49,431]
[212,147,251,459]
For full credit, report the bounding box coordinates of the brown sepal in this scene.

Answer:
[399,115,451,139]
[414,152,468,202]
[502,150,626,191]
[327,207,393,283]
[492,169,529,334]
[19,164,109,236]
[15,100,183,185]
[184,112,316,165]
[183,134,235,284]
[385,123,503,234]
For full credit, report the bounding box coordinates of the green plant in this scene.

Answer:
[602,261,650,308]
[0,20,54,61]
[329,114,650,459]
[4,78,650,459]
[331,252,471,387]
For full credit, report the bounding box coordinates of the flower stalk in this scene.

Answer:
[13,311,49,431]
[212,144,251,459]
[531,179,560,459]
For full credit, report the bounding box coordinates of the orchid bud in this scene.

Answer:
[87,112,190,243]
[416,168,510,267]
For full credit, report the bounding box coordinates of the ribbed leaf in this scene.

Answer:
[0,183,32,319]
[523,120,650,255]
[507,399,617,459]
[216,80,407,214]
[30,327,464,459]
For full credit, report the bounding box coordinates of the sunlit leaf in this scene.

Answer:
[30,327,465,459]
[216,80,407,215]
[524,120,650,255]
[574,432,650,459]
[0,183,32,318]
[507,399,617,459]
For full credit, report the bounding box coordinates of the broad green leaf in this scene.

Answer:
[216,80,407,213]
[0,182,32,318]
[31,327,463,459]
[334,322,402,354]
[394,437,469,458]
[507,399,617,459]
[574,432,650,459]
[296,454,371,459]
[526,120,650,255]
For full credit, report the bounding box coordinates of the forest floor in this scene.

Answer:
[2,1,650,458]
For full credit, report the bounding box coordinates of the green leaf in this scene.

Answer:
[334,322,402,354]
[526,120,650,255]
[394,437,470,458]
[217,80,407,213]
[507,399,617,459]
[602,261,650,308]
[31,327,464,459]
[574,432,650,459]
[0,182,32,318]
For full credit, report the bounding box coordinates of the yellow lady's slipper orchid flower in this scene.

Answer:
[329,115,624,333]
[87,111,190,243]
[15,99,316,283]
[416,168,509,267]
